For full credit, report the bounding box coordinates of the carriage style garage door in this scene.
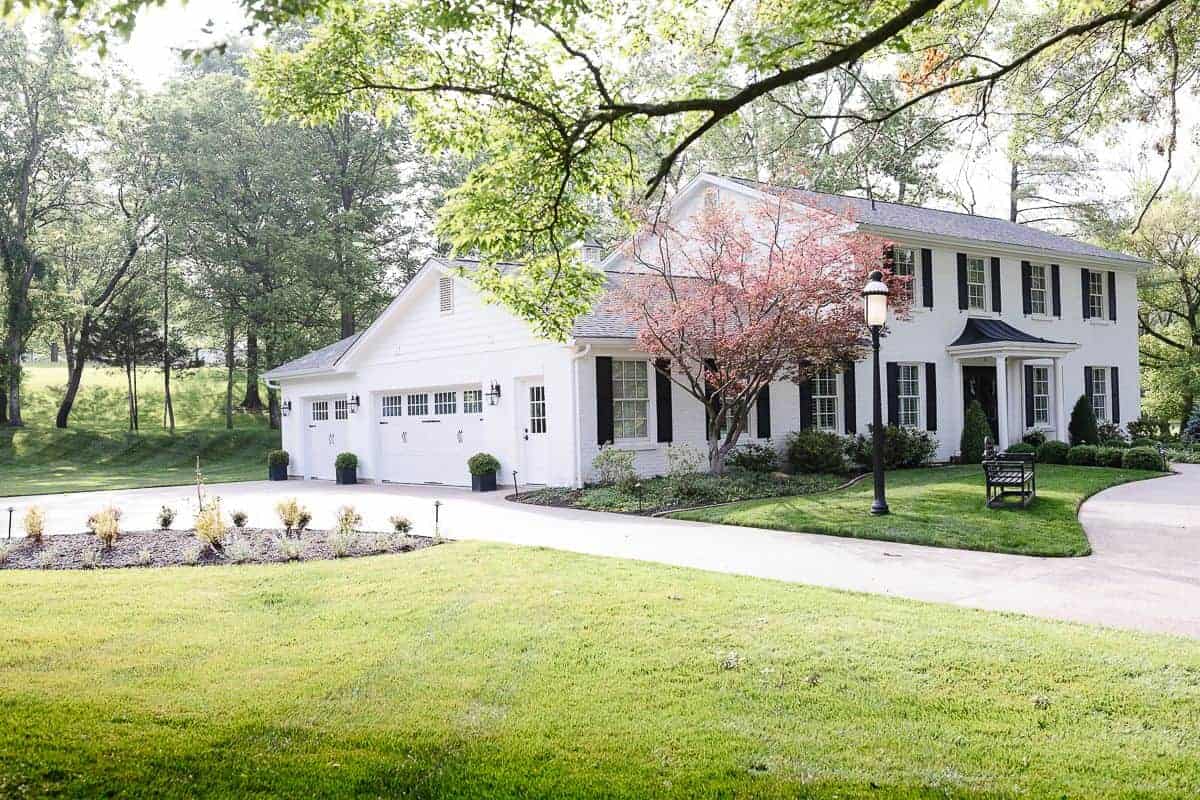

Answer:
[376,386,485,485]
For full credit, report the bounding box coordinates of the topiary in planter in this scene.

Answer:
[960,400,990,464]
[1123,446,1164,472]
[1037,440,1070,464]
[335,452,358,485]
[1067,444,1098,466]
[1068,395,1099,445]
[268,450,290,481]
[468,452,500,491]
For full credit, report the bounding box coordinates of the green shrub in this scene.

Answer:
[1097,421,1127,445]
[22,506,45,543]
[786,430,846,473]
[1068,395,1099,445]
[231,510,248,528]
[194,501,228,551]
[1127,414,1165,440]
[1123,446,1164,471]
[1067,445,1098,466]
[1184,404,1200,443]
[275,498,307,536]
[846,426,937,470]
[335,505,362,536]
[1037,440,1070,464]
[468,452,501,476]
[1130,437,1159,449]
[725,443,779,473]
[267,449,290,468]
[960,401,990,463]
[1006,443,1037,459]
[335,452,358,470]
[1021,430,1047,447]
[1095,447,1124,468]
[91,506,121,548]
[158,505,176,530]
[388,514,412,534]
[592,444,637,489]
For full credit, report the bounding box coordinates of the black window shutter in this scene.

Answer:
[842,362,857,434]
[990,256,1002,313]
[924,362,937,431]
[1107,271,1117,321]
[883,243,895,272]
[798,379,813,430]
[1051,264,1061,317]
[595,357,614,445]
[956,253,968,310]
[921,248,934,308]
[1110,366,1120,423]
[756,385,771,439]
[886,362,899,426]
[1024,364,1035,427]
[1081,268,1091,319]
[1021,261,1032,315]
[1084,366,1094,408]
[654,359,673,443]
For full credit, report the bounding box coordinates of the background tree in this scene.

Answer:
[90,292,170,431]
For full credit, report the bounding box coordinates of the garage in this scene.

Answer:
[376,385,486,485]
[305,397,348,480]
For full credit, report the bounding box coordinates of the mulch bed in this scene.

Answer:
[0,528,439,570]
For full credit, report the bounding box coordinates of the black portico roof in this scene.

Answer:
[949,317,1075,348]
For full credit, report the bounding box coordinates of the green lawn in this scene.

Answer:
[671,464,1166,556]
[0,543,1196,798]
[1,364,278,496]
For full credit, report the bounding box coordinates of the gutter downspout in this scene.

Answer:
[569,342,592,488]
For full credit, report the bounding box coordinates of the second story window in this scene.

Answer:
[1088,271,1105,319]
[893,247,916,302]
[966,256,987,311]
[1029,264,1047,315]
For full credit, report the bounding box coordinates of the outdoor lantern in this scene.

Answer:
[349,394,361,414]
[862,269,890,329]
[281,400,292,417]
[486,381,502,406]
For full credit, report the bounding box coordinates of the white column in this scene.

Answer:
[951,356,963,454]
[1054,356,1066,443]
[994,354,1010,448]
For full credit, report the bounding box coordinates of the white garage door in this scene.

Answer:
[377,387,485,485]
[306,397,348,480]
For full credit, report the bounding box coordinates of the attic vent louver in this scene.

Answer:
[439,276,454,313]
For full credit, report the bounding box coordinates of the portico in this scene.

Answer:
[947,318,1078,448]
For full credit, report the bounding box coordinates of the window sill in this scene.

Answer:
[610,439,657,452]
[1087,318,1113,326]
[1025,313,1055,322]
[962,309,1000,318]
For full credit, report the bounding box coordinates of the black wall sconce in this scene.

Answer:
[349,394,361,414]
[281,400,292,417]
[486,381,502,406]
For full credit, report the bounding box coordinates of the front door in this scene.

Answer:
[962,366,999,440]
[518,380,550,485]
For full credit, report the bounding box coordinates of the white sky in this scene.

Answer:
[109,0,253,89]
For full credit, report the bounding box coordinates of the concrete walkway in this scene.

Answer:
[3,467,1198,637]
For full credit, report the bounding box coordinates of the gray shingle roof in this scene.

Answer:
[573,271,657,339]
[723,176,1147,265]
[263,333,361,380]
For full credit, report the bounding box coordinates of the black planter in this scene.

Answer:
[471,471,497,492]
[336,467,357,485]
[268,463,288,481]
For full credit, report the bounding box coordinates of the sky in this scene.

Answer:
[109,0,253,89]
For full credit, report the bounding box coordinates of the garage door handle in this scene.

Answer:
[457,429,463,443]
[523,428,529,440]
[379,420,388,425]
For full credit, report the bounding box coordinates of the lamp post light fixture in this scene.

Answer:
[862,269,890,516]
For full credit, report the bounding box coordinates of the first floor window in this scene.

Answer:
[1031,366,1050,426]
[612,360,649,439]
[898,364,921,427]
[967,256,987,310]
[311,400,328,421]
[407,393,429,417]
[1091,368,1108,422]
[1029,264,1047,315]
[334,399,348,420]
[434,391,457,415]
[894,247,916,302]
[381,395,403,417]
[463,389,483,415]
[812,368,839,432]
[1088,271,1105,319]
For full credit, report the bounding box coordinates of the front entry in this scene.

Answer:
[962,365,999,440]
[517,379,550,485]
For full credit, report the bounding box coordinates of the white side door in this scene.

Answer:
[306,398,344,480]
[518,380,550,485]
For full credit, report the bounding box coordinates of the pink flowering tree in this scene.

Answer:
[612,195,909,474]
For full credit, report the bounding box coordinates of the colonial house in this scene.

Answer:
[263,173,1149,487]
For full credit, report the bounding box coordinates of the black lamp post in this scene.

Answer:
[862,270,890,516]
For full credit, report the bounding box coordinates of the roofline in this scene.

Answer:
[946,341,1079,356]
[334,257,447,368]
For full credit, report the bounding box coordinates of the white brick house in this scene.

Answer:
[265,173,1149,487]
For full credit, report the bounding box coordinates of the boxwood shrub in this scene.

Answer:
[785,430,846,474]
[1005,443,1037,459]
[1123,446,1164,472]
[267,449,290,468]
[725,443,779,473]
[845,425,937,470]
[1067,445,1098,466]
[1130,437,1159,449]
[335,452,358,470]
[468,452,501,476]
[1036,440,1070,464]
[1095,446,1124,468]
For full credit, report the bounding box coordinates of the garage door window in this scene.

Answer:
[381,395,402,417]
[463,389,483,414]
[334,399,348,420]
[434,391,457,415]
[312,400,328,421]
[407,393,429,417]
[529,385,547,433]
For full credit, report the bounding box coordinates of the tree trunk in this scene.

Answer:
[125,361,135,432]
[5,343,22,426]
[1009,161,1020,223]
[268,386,281,431]
[132,355,139,432]
[340,301,355,339]
[224,322,235,431]
[162,231,174,432]
[241,325,263,412]
[0,383,6,426]
[55,347,87,429]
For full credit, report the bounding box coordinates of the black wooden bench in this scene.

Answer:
[982,452,1036,508]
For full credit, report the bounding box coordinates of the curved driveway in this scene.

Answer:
[4,466,1198,637]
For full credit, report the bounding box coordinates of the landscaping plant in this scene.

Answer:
[1037,440,1070,464]
[268,450,290,468]
[335,452,358,470]
[786,430,846,474]
[1123,447,1165,472]
[91,507,121,548]
[959,401,990,463]
[276,536,304,561]
[231,510,248,529]
[1021,430,1047,447]
[194,500,229,552]
[467,452,500,476]
[1095,447,1124,468]
[77,545,100,570]
[847,425,937,470]
[1067,445,1099,466]
[22,506,45,543]
[724,443,779,473]
[275,498,307,537]
[1006,443,1037,459]
[389,514,412,534]
[158,505,177,530]
[592,444,637,490]
[1068,395,1099,445]
[335,505,362,536]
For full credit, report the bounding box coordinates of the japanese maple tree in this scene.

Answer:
[612,193,908,473]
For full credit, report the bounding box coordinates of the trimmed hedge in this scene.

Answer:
[1069,395,1099,446]
[785,431,846,474]
[1130,437,1159,449]
[1123,447,1164,472]
[846,426,937,470]
[468,452,501,475]
[335,452,358,470]
[1066,445,1098,466]
[1095,447,1124,468]
[1006,443,1037,459]
[726,443,780,473]
[1037,440,1070,464]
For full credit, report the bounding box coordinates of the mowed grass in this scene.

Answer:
[0,542,1197,798]
[1,364,277,496]
[672,465,1166,557]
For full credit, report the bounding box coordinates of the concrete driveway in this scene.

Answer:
[3,466,1198,638]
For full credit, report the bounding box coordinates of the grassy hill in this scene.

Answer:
[1,364,278,497]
